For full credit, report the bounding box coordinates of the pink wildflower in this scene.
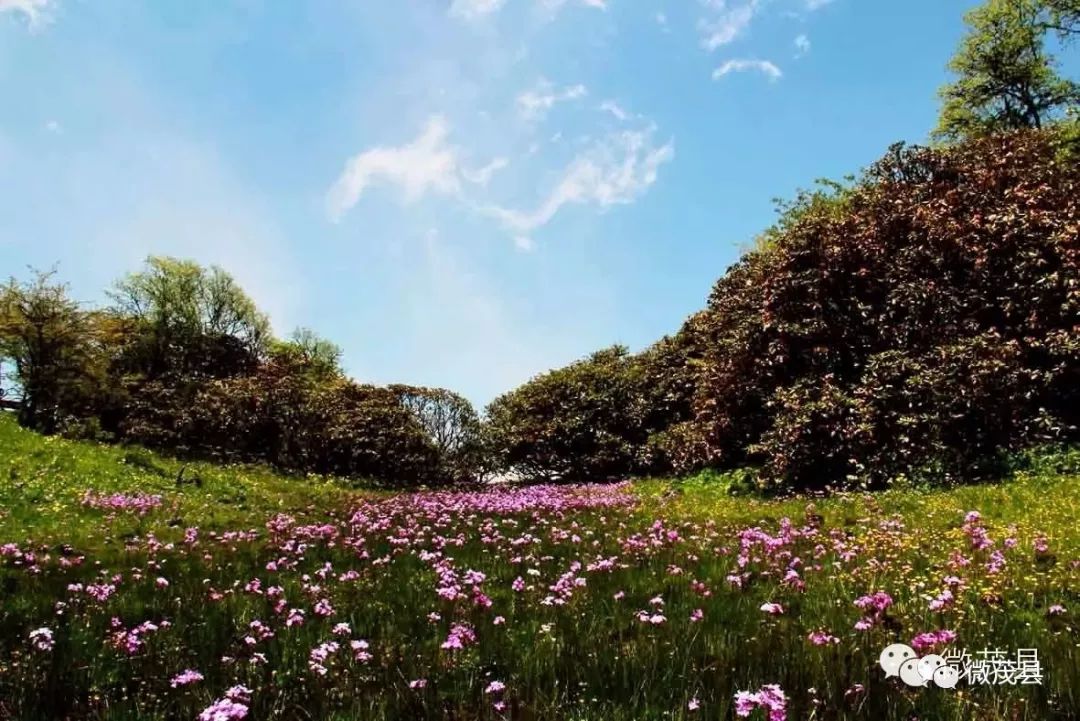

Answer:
[170,669,204,688]
[199,699,248,721]
[911,629,957,652]
[441,623,476,651]
[808,630,839,646]
[734,684,787,721]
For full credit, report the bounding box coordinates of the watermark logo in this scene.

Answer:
[879,645,1042,688]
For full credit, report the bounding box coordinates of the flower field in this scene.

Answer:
[1,416,1078,721]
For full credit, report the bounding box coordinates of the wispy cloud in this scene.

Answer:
[698,0,761,51]
[599,100,630,121]
[482,126,674,236]
[712,58,782,82]
[462,156,509,187]
[538,0,608,13]
[0,0,53,28]
[806,0,835,10]
[516,79,588,121]
[326,115,461,222]
[794,34,811,57]
[449,0,506,21]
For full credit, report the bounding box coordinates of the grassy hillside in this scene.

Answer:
[0,413,361,546]
[1,414,1078,720]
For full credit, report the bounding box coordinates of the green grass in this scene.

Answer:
[0,414,362,547]
[1,414,1078,721]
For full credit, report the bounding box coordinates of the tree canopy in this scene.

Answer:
[108,256,271,378]
[935,0,1079,140]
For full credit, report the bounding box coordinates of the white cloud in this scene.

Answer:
[326,115,461,222]
[538,0,608,12]
[794,34,811,57]
[698,0,760,51]
[806,0,835,10]
[449,0,505,21]
[599,100,629,121]
[712,58,782,82]
[516,79,588,121]
[0,0,52,27]
[482,127,674,234]
[513,235,536,252]
[462,156,509,186]
[44,119,62,133]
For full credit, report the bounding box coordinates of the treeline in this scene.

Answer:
[4,127,1075,491]
[0,259,482,486]
[488,129,1079,489]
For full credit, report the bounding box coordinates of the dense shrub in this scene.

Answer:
[677,129,1079,488]
[303,381,441,484]
[484,346,654,482]
[847,335,1043,487]
[118,361,443,486]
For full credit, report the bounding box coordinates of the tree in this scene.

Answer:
[935,0,1080,140]
[484,346,652,482]
[0,270,101,433]
[390,385,483,482]
[269,327,343,382]
[109,256,270,378]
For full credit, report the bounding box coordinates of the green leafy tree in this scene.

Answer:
[109,256,270,378]
[935,0,1079,140]
[270,327,343,382]
[0,270,102,433]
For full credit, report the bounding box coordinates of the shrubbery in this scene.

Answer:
[679,130,1079,489]
[116,355,452,485]
[0,260,469,487]
[484,346,652,482]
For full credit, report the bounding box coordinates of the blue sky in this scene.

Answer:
[0,0,995,405]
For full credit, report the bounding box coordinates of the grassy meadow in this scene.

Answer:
[1,413,1078,721]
